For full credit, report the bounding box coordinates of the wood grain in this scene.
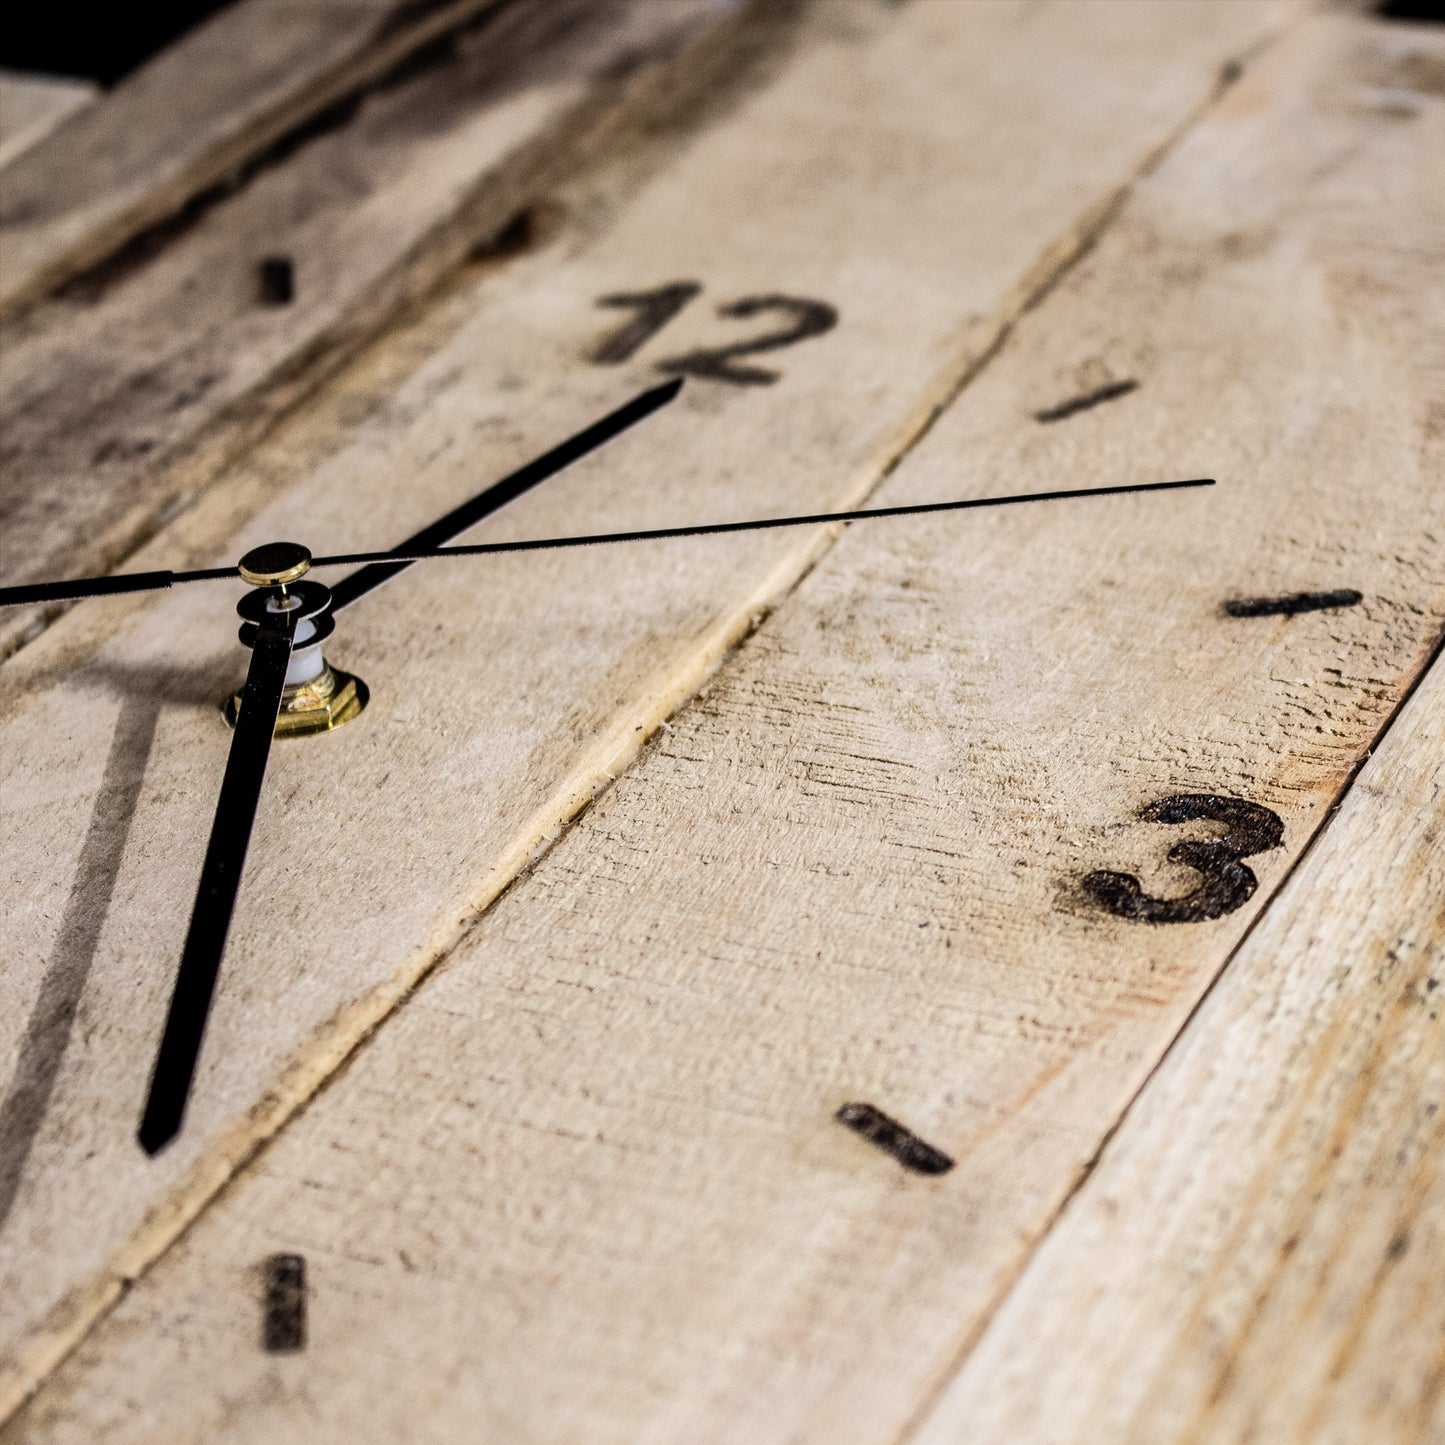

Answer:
[0,72,96,171]
[912,649,1444,1445]
[0,0,740,661]
[0,0,502,318]
[0,0,1290,1421]
[7,5,1440,1441]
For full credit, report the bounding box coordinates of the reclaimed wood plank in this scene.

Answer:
[0,0,502,318]
[0,0,740,661]
[911,653,1444,1445]
[0,0,1290,1421]
[10,5,1441,1441]
[0,72,96,171]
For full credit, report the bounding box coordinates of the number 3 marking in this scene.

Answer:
[1083,794,1284,924]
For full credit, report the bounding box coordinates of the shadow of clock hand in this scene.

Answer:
[0,691,159,1228]
[0,656,252,1223]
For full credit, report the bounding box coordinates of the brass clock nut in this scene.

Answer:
[225,663,368,738]
[238,541,312,588]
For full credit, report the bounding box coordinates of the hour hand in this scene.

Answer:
[327,378,683,611]
[137,548,305,1155]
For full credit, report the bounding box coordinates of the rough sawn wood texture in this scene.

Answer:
[0,0,740,659]
[0,0,502,317]
[5,5,1440,1442]
[913,616,1445,1442]
[0,0,1295,1419]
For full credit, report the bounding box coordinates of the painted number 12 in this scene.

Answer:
[589,281,838,386]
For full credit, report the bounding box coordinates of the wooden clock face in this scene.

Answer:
[1,1,1442,1441]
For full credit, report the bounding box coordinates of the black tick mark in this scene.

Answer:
[258,256,295,306]
[1224,589,1363,618]
[1034,378,1139,423]
[836,1102,954,1175]
[263,1253,307,1353]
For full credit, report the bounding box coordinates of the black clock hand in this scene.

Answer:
[0,379,683,611]
[306,476,1215,569]
[0,473,1212,608]
[0,565,237,609]
[328,377,683,611]
[137,603,296,1156]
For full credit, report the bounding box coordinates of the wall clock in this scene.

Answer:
[2,378,1208,1153]
[0,1,1440,1441]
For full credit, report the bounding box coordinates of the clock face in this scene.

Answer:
[1,1,1442,1441]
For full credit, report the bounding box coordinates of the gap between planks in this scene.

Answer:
[0,29,1286,1423]
[0,0,511,321]
[0,0,764,664]
[891,611,1445,1445]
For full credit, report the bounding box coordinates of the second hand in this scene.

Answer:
[263,477,1217,574]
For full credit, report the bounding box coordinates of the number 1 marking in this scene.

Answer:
[590,282,702,365]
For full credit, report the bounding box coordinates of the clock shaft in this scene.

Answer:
[137,607,297,1156]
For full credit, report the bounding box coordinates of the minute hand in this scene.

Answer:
[138,607,296,1155]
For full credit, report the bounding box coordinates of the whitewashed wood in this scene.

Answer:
[0,0,737,661]
[0,0,1290,1420]
[0,72,96,171]
[6,7,1438,1442]
[0,0,502,318]
[912,657,1444,1445]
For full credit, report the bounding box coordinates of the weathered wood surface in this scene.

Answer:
[0,72,96,171]
[0,0,742,661]
[911,648,1444,1443]
[6,4,1441,1440]
[0,0,503,318]
[0,0,1292,1420]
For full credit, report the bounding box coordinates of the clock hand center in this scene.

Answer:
[237,540,312,592]
[228,544,365,738]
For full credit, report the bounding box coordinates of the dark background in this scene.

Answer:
[1377,0,1445,17]
[0,0,1440,89]
[0,2,235,87]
